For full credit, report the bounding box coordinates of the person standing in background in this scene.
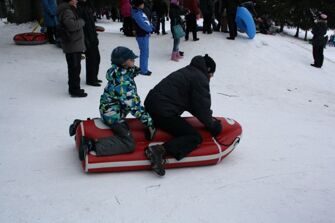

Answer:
[183,0,200,41]
[42,0,58,44]
[223,0,239,40]
[152,0,168,35]
[199,0,214,34]
[169,0,186,61]
[132,0,154,76]
[311,13,328,68]
[57,0,87,97]
[120,0,134,36]
[77,0,102,87]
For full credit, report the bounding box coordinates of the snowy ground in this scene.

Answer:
[1,20,335,223]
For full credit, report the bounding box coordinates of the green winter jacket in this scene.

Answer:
[99,64,153,127]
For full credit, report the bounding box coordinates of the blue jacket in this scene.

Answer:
[131,7,154,37]
[42,0,57,27]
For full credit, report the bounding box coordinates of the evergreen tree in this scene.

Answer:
[256,0,334,39]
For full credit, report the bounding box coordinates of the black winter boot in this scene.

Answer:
[69,89,87,97]
[145,145,166,176]
[69,119,82,136]
[79,137,96,161]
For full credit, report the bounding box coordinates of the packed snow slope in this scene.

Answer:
[1,20,335,223]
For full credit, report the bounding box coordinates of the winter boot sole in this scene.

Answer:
[145,148,166,176]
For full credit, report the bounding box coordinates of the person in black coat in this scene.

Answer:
[199,0,214,34]
[144,55,222,176]
[222,0,239,40]
[183,0,200,41]
[152,0,168,34]
[77,0,102,86]
[311,14,328,68]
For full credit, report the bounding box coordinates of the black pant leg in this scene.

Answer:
[313,46,317,65]
[190,14,198,39]
[152,115,202,160]
[203,13,212,33]
[317,47,324,67]
[227,12,237,38]
[185,29,189,40]
[320,47,324,67]
[313,46,324,67]
[85,45,101,83]
[203,15,207,32]
[161,17,166,33]
[66,52,82,92]
[155,15,160,33]
[123,16,133,36]
[47,26,55,43]
[185,15,190,40]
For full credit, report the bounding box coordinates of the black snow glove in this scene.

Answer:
[145,126,157,141]
[210,118,222,137]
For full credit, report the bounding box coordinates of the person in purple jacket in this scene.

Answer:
[131,0,154,76]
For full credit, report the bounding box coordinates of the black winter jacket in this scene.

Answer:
[222,0,240,14]
[77,1,99,49]
[199,0,214,15]
[152,0,168,17]
[312,20,328,47]
[144,56,214,129]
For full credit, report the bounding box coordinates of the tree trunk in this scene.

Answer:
[304,30,308,41]
[0,0,7,18]
[280,23,284,32]
[294,26,300,38]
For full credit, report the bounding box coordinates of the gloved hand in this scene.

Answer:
[145,126,156,141]
[134,66,142,74]
[210,118,222,137]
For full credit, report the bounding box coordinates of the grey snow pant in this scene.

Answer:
[95,122,135,156]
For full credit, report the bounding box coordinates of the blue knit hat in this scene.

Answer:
[111,46,138,65]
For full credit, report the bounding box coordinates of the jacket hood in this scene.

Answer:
[190,56,209,76]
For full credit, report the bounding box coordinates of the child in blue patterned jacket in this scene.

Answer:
[77,46,156,159]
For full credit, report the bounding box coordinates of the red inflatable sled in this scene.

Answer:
[72,117,242,173]
[13,32,48,45]
[95,25,105,32]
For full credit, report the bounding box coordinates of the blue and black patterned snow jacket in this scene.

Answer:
[99,64,153,127]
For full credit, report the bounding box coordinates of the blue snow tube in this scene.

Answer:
[235,7,256,39]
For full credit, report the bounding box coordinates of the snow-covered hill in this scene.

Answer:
[0,20,334,223]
